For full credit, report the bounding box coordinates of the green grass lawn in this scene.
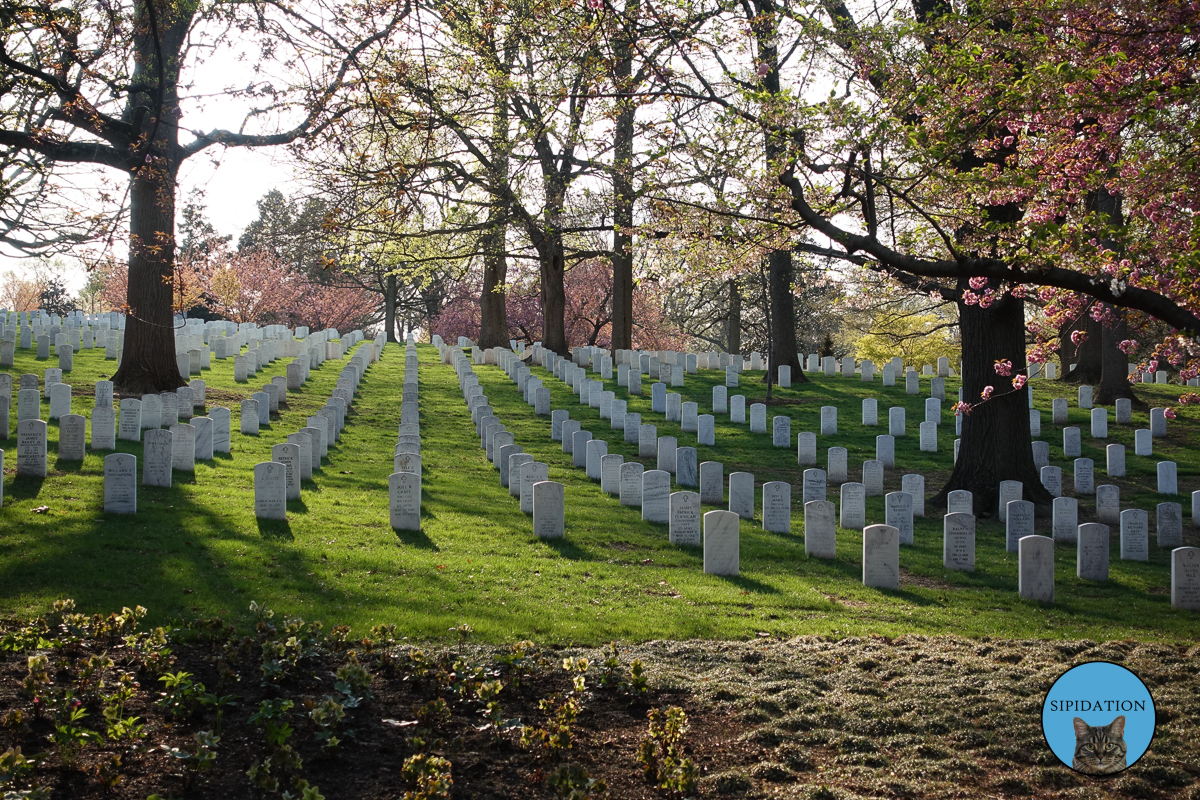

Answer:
[0,340,1196,644]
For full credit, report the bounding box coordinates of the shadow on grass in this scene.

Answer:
[7,475,48,501]
[542,536,598,561]
[711,573,781,594]
[395,527,439,550]
[257,518,294,540]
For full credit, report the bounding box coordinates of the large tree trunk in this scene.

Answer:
[110,4,191,396]
[479,74,510,349]
[767,249,806,381]
[726,278,741,354]
[1063,309,1102,384]
[536,230,568,355]
[384,273,398,343]
[609,0,638,352]
[932,281,1053,517]
[112,165,186,394]
[752,0,804,381]
[479,236,508,348]
[1097,305,1140,406]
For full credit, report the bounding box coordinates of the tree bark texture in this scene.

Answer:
[111,2,193,395]
[726,279,741,355]
[479,75,511,349]
[609,0,638,352]
[536,229,568,355]
[931,282,1053,516]
[384,273,398,342]
[1063,312,1103,384]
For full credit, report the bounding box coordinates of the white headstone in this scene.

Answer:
[619,462,644,508]
[804,500,837,559]
[1052,398,1068,425]
[1019,535,1055,602]
[1170,547,1200,610]
[728,471,754,520]
[91,406,115,451]
[254,462,287,519]
[532,481,565,538]
[171,424,196,472]
[796,431,817,466]
[888,407,905,437]
[699,461,723,504]
[1053,497,1078,543]
[1157,502,1183,548]
[943,512,975,571]
[1073,458,1095,495]
[1158,461,1178,495]
[840,482,866,530]
[16,419,47,477]
[656,436,677,474]
[885,491,914,545]
[827,446,848,483]
[947,490,973,515]
[1062,427,1081,458]
[669,491,702,546]
[1076,523,1109,581]
[1090,408,1108,438]
[820,406,837,436]
[901,474,925,517]
[389,472,421,530]
[702,510,739,575]
[118,398,141,441]
[762,481,790,533]
[1119,509,1148,561]
[271,443,301,500]
[641,470,671,523]
[1106,444,1125,477]
[520,462,550,514]
[1041,465,1062,497]
[730,394,745,423]
[103,453,137,514]
[862,398,877,426]
[1095,484,1120,525]
[862,524,899,589]
[1006,500,1035,553]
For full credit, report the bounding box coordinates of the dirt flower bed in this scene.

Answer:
[0,602,1196,799]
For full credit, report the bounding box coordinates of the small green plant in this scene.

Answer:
[156,671,216,719]
[247,743,304,794]
[521,695,581,754]
[163,731,219,788]
[91,753,122,791]
[626,660,648,696]
[494,640,540,688]
[562,657,589,693]
[415,698,450,727]
[2,708,32,746]
[50,706,99,767]
[250,699,296,748]
[334,651,373,702]
[546,763,607,799]
[401,753,453,800]
[636,706,697,797]
[123,626,175,677]
[0,746,46,798]
[21,655,51,699]
[102,674,146,742]
[308,696,346,748]
[600,644,623,688]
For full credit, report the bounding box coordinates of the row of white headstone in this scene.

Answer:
[255,336,381,519]
[0,325,350,511]
[453,340,1200,609]
[446,345,566,540]
[389,341,422,530]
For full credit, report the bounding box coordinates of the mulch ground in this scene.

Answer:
[1,607,1197,799]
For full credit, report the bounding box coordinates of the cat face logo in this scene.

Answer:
[1042,662,1155,776]
[1072,715,1127,775]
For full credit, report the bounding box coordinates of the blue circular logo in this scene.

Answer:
[1042,661,1155,776]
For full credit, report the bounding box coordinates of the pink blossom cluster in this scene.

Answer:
[993,359,1013,376]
